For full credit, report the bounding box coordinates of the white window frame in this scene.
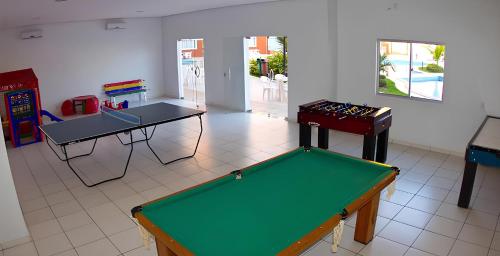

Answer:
[376,39,446,103]
[248,37,257,48]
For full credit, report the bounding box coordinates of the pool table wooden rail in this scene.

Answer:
[132,147,398,256]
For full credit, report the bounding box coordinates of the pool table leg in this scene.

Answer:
[354,192,380,244]
[156,238,177,256]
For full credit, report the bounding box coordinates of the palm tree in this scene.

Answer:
[379,53,395,76]
[378,53,395,88]
[427,45,445,65]
[276,36,288,75]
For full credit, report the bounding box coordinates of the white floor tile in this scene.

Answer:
[378,221,422,246]
[413,230,455,256]
[3,242,38,256]
[394,207,432,229]
[378,200,404,219]
[51,200,82,218]
[466,210,498,230]
[29,219,63,241]
[24,207,55,226]
[123,246,158,256]
[406,195,441,214]
[77,192,110,209]
[45,191,75,206]
[425,215,463,238]
[53,249,78,256]
[492,232,500,251]
[359,237,408,256]
[66,223,105,247]
[404,248,434,256]
[382,189,414,206]
[448,240,488,256]
[417,186,449,201]
[395,179,424,194]
[436,203,469,222]
[458,224,494,247]
[58,211,93,231]
[75,238,120,256]
[34,233,73,256]
[108,228,143,253]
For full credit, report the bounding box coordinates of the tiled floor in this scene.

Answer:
[3,98,500,256]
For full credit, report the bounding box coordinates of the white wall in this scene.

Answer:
[337,0,500,154]
[0,18,165,114]
[162,0,335,116]
[0,126,29,245]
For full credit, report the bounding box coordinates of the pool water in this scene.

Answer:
[403,75,444,83]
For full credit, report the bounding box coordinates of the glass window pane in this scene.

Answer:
[377,41,410,96]
[410,43,445,101]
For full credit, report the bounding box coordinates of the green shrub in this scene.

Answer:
[419,64,444,73]
[379,78,387,87]
[249,59,259,77]
[267,52,288,75]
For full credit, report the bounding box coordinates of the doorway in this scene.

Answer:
[177,38,206,109]
[245,36,288,118]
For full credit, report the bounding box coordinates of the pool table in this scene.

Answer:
[132,147,399,256]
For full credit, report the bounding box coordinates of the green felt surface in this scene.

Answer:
[141,147,394,256]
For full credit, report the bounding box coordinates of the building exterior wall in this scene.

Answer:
[182,39,204,58]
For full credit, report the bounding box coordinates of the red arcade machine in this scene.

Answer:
[0,69,43,147]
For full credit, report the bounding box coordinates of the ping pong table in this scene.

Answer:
[39,102,205,187]
[458,116,500,208]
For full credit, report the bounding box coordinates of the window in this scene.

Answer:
[267,37,280,52]
[377,40,446,101]
[181,39,197,50]
[248,37,257,48]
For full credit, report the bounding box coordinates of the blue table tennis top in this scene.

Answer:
[39,103,204,145]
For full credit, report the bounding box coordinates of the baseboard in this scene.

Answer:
[390,138,463,157]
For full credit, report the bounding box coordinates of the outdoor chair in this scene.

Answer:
[275,74,288,102]
[260,76,274,100]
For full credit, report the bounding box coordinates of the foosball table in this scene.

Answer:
[298,99,392,163]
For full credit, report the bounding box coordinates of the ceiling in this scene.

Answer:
[0,0,280,30]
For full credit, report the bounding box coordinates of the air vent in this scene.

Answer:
[20,29,42,40]
[105,19,127,30]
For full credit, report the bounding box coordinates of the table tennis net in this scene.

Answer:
[101,106,142,125]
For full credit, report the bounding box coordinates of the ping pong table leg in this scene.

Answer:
[145,115,203,165]
[61,132,134,187]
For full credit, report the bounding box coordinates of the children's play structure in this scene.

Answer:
[0,69,43,147]
[0,68,139,147]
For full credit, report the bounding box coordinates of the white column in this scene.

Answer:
[0,127,29,247]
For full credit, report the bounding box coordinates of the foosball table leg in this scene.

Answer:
[299,124,312,148]
[318,127,329,149]
[362,135,376,161]
[376,129,389,163]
